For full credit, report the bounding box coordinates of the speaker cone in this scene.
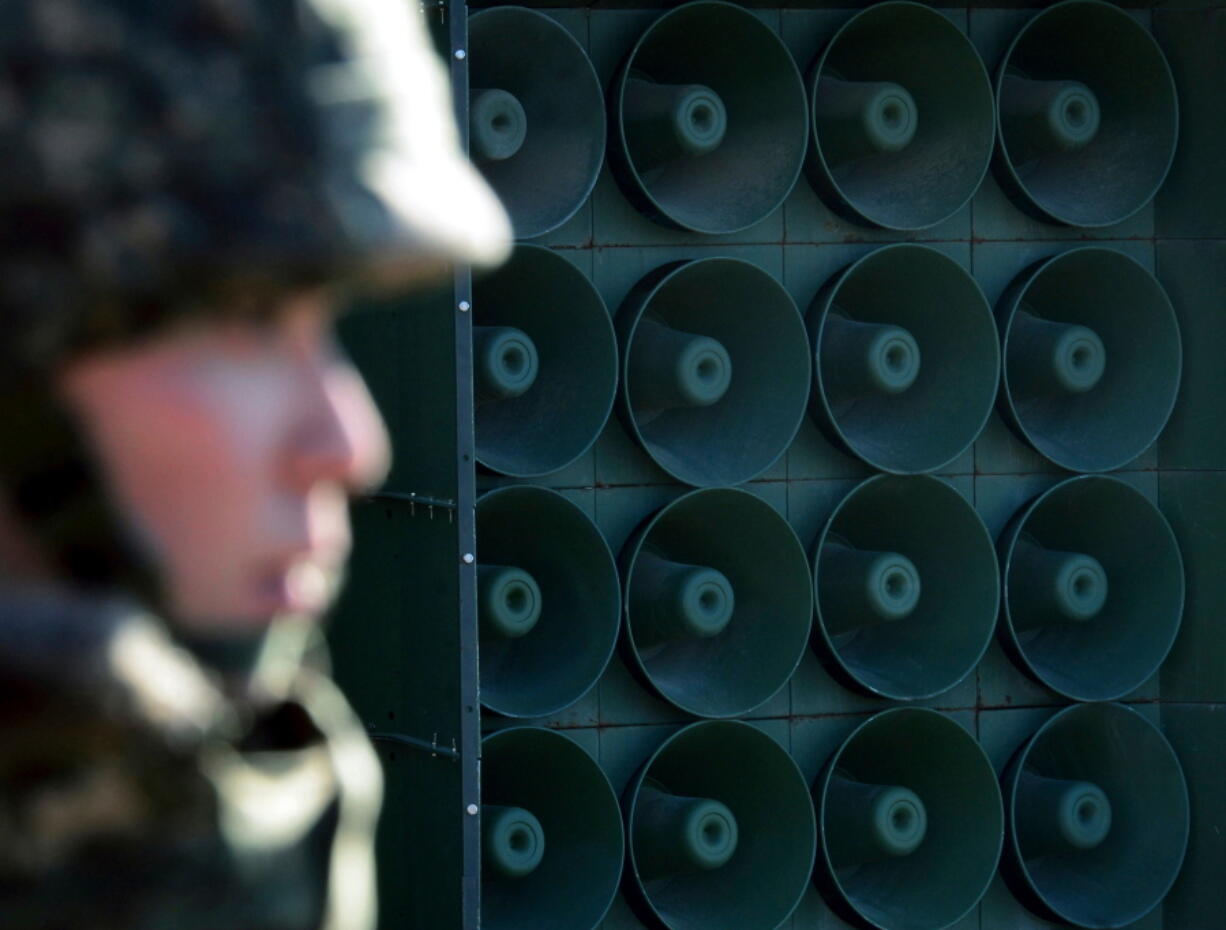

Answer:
[993,0,1179,227]
[610,0,809,234]
[469,7,606,238]
[808,1,995,230]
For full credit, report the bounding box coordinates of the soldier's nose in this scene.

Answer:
[287,360,391,495]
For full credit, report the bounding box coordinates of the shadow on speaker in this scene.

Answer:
[624,720,816,930]
[999,475,1184,701]
[477,486,620,718]
[812,475,999,701]
[482,727,623,930]
[815,708,1003,930]
[1002,702,1189,929]
[807,1,995,230]
[994,0,1178,227]
[474,244,618,477]
[622,487,812,718]
[468,6,605,238]
[617,257,810,487]
[997,247,1181,473]
[610,0,809,234]
[808,244,999,474]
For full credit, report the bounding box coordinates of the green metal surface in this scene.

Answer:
[1158,472,1226,702]
[1154,9,1226,238]
[331,285,473,930]
[1160,704,1226,930]
[1157,240,1226,470]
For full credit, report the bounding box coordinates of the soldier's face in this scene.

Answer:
[55,292,391,633]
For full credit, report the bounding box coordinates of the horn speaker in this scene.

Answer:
[994,0,1179,227]
[808,244,999,474]
[1001,702,1190,928]
[808,1,995,230]
[999,475,1184,701]
[997,247,1181,473]
[481,726,623,930]
[477,486,620,718]
[621,488,813,719]
[624,720,816,930]
[610,0,809,234]
[617,257,810,487]
[474,244,618,478]
[468,6,606,238]
[814,708,1003,930]
[812,475,999,701]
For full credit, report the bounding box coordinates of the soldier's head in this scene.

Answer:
[0,0,509,639]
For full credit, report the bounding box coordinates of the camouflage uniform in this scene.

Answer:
[0,1,508,927]
[0,595,381,929]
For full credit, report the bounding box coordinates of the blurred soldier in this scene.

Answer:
[0,1,509,927]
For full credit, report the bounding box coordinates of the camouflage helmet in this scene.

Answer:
[0,0,510,373]
[0,0,510,605]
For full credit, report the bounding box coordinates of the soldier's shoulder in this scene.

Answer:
[0,586,225,739]
[0,589,225,883]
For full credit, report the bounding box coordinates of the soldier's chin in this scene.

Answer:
[248,562,338,622]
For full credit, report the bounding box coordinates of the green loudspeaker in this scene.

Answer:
[622,488,812,718]
[999,476,1184,701]
[617,258,810,487]
[994,0,1178,227]
[610,0,808,234]
[807,2,994,230]
[815,709,1003,930]
[997,247,1181,473]
[474,244,617,478]
[1002,703,1190,928]
[624,720,816,930]
[477,486,620,718]
[468,7,605,239]
[812,476,999,701]
[808,245,999,474]
[482,727,623,930]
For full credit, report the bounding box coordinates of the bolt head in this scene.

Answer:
[467,803,479,816]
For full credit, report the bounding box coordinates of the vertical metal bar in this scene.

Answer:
[447,1,480,927]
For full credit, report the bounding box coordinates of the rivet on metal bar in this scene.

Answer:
[368,731,461,761]
[365,492,457,517]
